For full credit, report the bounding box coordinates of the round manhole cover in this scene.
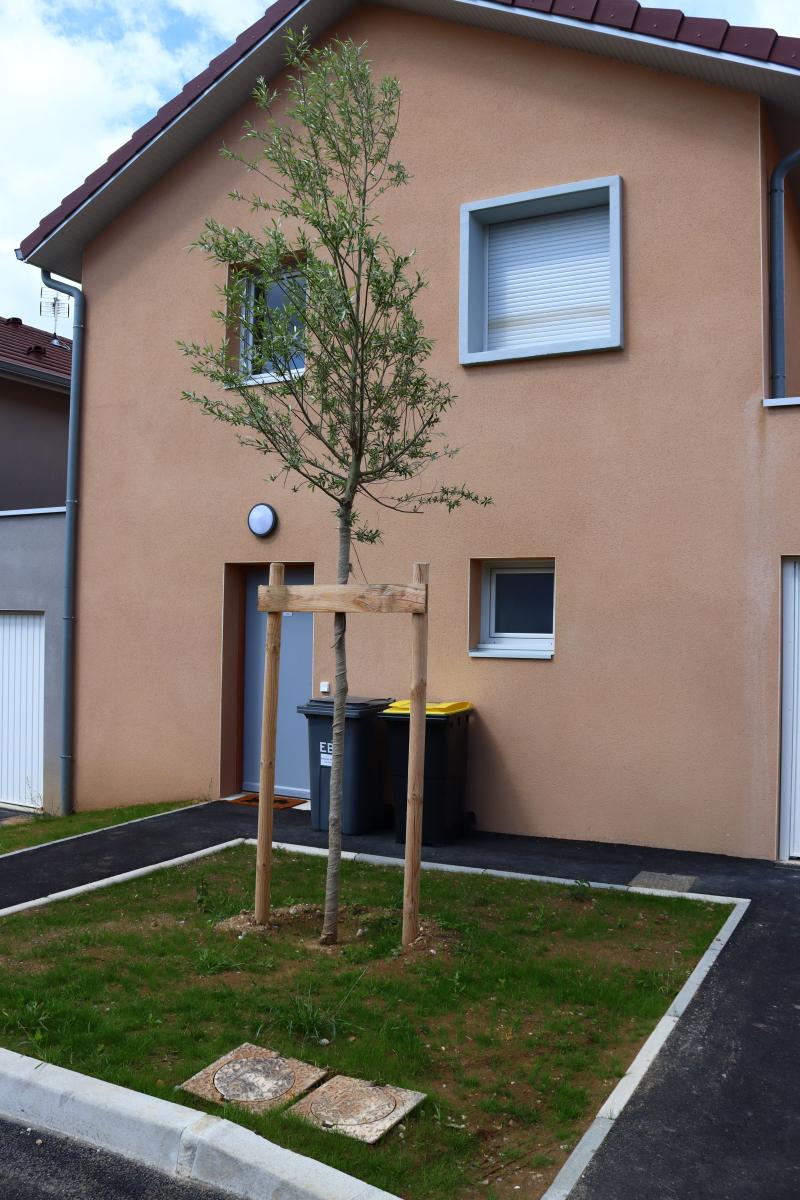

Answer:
[214,1057,296,1102]
[311,1084,397,1127]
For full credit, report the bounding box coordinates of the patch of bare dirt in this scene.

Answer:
[0,955,46,975]
[215,905,455,957]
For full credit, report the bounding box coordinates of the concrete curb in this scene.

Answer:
[0,832,748,1200]
[539,897,750,1199]
[0,1048,399,1200]
[268,840,750,1199]
[270,840,748,906]
[0,839,247,919]
[0,799,221,864]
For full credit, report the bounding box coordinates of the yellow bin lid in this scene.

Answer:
[383,700,472,715]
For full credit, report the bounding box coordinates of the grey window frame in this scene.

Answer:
[459,176,623,366]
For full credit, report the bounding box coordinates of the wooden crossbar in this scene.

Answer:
[257,582,427,615]
[252,561,430,948]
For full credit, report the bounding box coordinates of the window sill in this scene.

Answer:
[237,367,306,388]
[764,395,800,407]
[469,646,554,660]
[460,336,621,367]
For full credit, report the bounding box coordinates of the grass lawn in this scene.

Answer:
[0,801,197,857]
[0,846,727,1198]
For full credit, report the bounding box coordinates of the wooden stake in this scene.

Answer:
[402,561,429,947]
[254,560,284,925]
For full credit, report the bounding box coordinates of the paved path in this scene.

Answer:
[2,800,799,1198]
[0,802,258,909]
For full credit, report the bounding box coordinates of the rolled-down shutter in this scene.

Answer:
[782,560,800,857]
[0,613,44,807]
[486,204,611,353]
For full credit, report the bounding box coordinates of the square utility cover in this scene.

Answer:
[289,1075,425,1143]
[181,1043,326,1113]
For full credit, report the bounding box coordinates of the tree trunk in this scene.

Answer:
[320,511,352,944]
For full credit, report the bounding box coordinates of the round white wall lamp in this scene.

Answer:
[247,503,278,538]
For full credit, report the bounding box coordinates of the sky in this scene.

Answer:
[2,0,800,334]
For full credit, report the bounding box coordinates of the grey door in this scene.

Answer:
[242,564,313,796]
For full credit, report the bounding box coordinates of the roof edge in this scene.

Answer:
[17,0,800,271]
[0,360,71,391]
[16,0,303,266]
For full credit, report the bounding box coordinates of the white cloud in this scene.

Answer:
[0,0,262,328]
[685,0,800,30]
[2,0,800,331]
[168,0,268,39]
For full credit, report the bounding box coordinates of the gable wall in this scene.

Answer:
[71,5,798,858]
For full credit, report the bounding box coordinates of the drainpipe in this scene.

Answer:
[769,147,800,401]
[41,270,84,817]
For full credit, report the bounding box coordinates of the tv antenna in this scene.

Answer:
[40,287,70,346]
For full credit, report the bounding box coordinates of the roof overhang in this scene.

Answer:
[0,360,70,393]
[17,0,800,281]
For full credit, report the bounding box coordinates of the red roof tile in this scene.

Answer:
[770,35,800,69]
[677,16,729,50]
[0,317,71,382]
[17,0,800,267]
[632,8,684,38]
[721,25,777,61]
[552,0,599,19]
[594,1,641,32]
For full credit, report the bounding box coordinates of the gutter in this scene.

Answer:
[0,361,70,393]
[767,146,800,407]
[40,271,84,816]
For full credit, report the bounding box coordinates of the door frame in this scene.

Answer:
[219,565,247,798]
[218,561,315,799]
[779,558,800,861]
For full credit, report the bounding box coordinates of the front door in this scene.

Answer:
[242,564,313,797]
[781,559,800,858]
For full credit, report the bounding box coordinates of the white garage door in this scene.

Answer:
[781,561,800,859]
[0,613,45,808]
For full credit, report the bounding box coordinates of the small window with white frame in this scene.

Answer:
[471,559,555,659]
[240,271,305,384]
[459,176,622,365]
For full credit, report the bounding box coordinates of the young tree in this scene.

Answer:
[182,31,488,944]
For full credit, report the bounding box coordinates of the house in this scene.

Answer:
[15,0,800,859]
[0,317,71,813]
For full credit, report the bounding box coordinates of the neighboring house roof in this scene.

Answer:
[0,317,72,390]
[16,0,800,281]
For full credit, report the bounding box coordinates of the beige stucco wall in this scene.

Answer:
[73,6,800,857]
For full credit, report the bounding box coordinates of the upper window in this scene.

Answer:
[471,560,555,659]
[459,176,622,366]
[240,273,305,384]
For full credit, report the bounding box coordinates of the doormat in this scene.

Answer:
[181,1044,326,1114]
[228,794,305,810]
